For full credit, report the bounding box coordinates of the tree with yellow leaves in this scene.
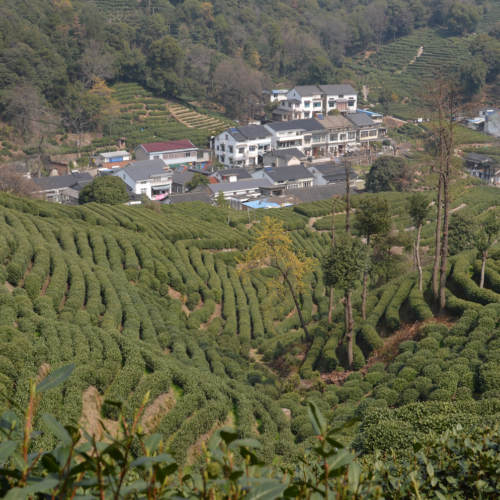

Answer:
[238,217,315,341]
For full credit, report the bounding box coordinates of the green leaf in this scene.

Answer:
[220,430,239,445]
[244,482,287,500]
[229,438,261,450]
[0,441,17,463]
[435,492,447,500]
[347,462,361,493]
[283,485,301,498]
[144,433,163,454]
[130,454,175,468]
[36,364,75,394]
[413,442,423,453]
[41,414,72,447]
[327,449,355,472]
[427,463,434,478]
[0,411,19,437]
[307,401,326,436]
[157,463,178,484]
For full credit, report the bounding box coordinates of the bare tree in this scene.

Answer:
[367,3,388,47]
[427,73,468,309]
[80,40,115,88]
[0,167,39,198]
[3,82,43,137]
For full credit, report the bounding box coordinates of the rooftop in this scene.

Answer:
[215,168,253,180]
[98,150,130,158]
[265,118,326,133]
[315,115,355,130]
[264,164,313,183]
[263,148,306,160]
[465,152,493,163]
[347,112,377,127]
[137,140,196,153]
[119,160,170,181]
[227,124,273,141]
[167,192,212,204]
[208,179,272,194]
[172,170,195,185]
[32,171,93,191]
[317,84,357,96]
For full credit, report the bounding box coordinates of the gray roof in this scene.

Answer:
[264,148,306,160]
[264,165,313,183]
[228,124,273,141]
[32,172,93,191]
[60,187,80,199]
[120,160,169,181]
[318,84,357,96]
[312,162,357,176]
[347,113,377,127]
[272,109,291,115]
[208,179,272,194]
[465,152,493,163]
[285,183,357,203]
[172,170,195,185]
[216,168,252,180]
[167,192,212,204]
[283,99,301,104]
[265,118,326,132]
[293,86,322,96]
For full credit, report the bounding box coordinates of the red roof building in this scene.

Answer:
[138,140,196,153]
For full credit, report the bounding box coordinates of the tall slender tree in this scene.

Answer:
[323,233,368,369]
[353,196,391,320]
[328,196,338,324]
[407,193,431,292]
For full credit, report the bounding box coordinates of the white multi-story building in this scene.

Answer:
[211,125,273,168]
[263,119,328,157]
[134,140,198,166]
[273,85,357,121]
[112,160,173,199]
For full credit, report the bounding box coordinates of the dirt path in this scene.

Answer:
[200,302,222,330]
[141,390,176,434]
[409,46,424,64]
[362,85,368,101]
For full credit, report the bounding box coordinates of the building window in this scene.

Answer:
[221,156,225,162]
[229,157,234,164]
[238,147,244,154]
[303,182,310,187]
[313,102,321,108]
[312,134,326,143]
[348,100,355,107]
[339,134,346,141]
[287,184,299,189]
[305,102,310,108]
[360,131,369,138]
[153,155,159,159]
[304,112,310,118]
[278,140,302,148]
[304,136,311,144]
[185,152,191,157]
[229,146,233,153]
[288,103,291,108]
[249,146,255,152]
[348,132,355,139]
[221,145,225,152]
[328,101,335,107]
[225,134,228,140]
[216,146,219,151]
[369,130,377,137]
[330,134,338,141]
[339,95,344,98]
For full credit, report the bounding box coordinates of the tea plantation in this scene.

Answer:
[2,182,500,470]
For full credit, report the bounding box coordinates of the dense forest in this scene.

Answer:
[0,0,498,128]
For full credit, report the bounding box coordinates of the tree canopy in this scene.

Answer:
[186,173,209,191]
[365,157,408,193]
[78,176,129,205]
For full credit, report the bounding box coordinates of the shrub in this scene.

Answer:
[336,386,364,403]
[418,337,440,351]
[399,388,419,405]
[455,387,473,400]
[399,341,416,354]
[397,367,418,382]
[427,389,453,402]
[6,262,23,286]
[375,387,399,406]
[390,378,409,394]
[360,323,384,352]
[368,362,386,373]
[364,372,384,386]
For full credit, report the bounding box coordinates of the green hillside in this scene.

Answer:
[2,178,500,470]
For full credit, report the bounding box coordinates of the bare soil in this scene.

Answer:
[141,390,176,434]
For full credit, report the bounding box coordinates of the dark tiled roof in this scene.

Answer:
[32,172,93,191]
[318,84,357,95]
[293,85,322,96]
[347,113,377,127]
[286,183,356,202]
[172,171,195,185]
[120,160,170,181]
[217,168,252,179]
[208,179,272,194]
[465,152,493,162]
[272,109,291,115]
[264,148,306,160]
[229,125,273,141]
[167,192,212,204]
[265,118,326,132]
[265,165,313,183]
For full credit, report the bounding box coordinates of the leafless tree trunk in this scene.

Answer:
[328,197,336,324]
[344,155,351,235]
[433,174,443,299]
[346,291,354,369]
[480,250,487,288]
[416,224,423,292]
[361,234,369,320]
[283,274,311,342]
